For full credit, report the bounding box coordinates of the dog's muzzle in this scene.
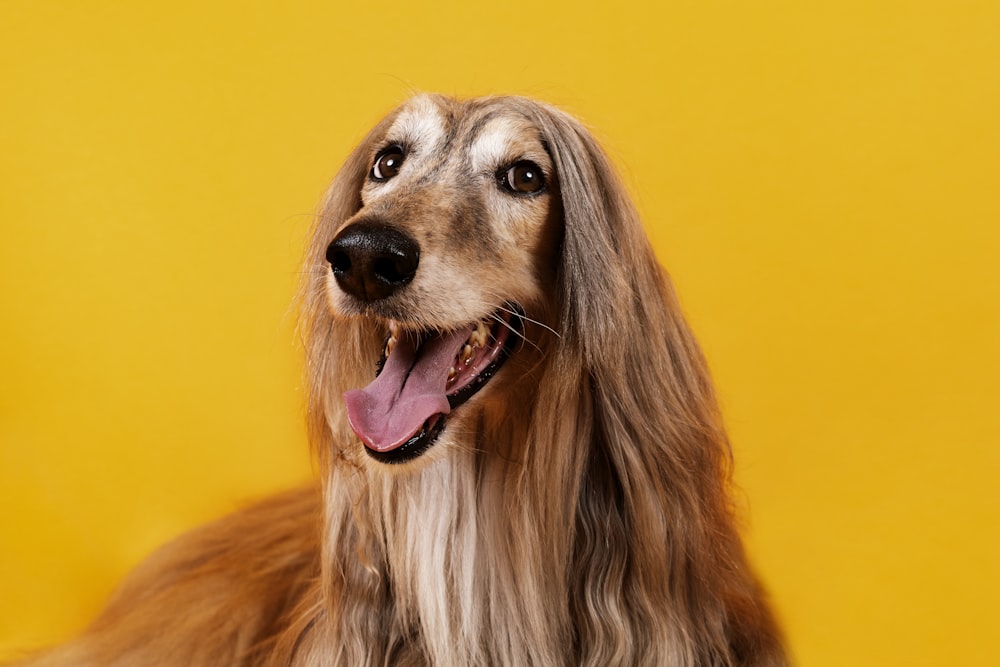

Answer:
[342,307,523,464]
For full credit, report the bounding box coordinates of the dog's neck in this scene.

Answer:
[316,368,597,665]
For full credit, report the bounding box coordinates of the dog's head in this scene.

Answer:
[303,94,667,466]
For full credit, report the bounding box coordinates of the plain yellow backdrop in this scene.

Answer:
[2,1,997,665]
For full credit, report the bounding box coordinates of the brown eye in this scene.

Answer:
[500,160,545,195]
[371,147,405,181]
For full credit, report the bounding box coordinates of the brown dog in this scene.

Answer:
[16,94,787,666]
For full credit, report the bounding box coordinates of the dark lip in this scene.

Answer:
[363,306,524,464]
[363,415,446,464]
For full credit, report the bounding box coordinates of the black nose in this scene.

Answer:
[326,223,420,302]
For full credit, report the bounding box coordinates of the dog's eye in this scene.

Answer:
[371,147,405,181]
[499,161,545,195]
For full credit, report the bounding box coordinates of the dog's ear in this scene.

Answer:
[300,108,402,460]
[531,102,762,663]
[532,100,730,464]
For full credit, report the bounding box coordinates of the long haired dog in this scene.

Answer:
[16,95,787,667]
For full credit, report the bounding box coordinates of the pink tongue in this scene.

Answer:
[343,328,471,452]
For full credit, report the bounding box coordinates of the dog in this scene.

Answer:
[14,94,787,666]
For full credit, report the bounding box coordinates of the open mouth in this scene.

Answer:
[343,306,523,463]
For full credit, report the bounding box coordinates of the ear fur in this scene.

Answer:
[299,109,402,468]
[527,101,786,664]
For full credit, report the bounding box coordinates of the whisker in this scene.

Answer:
[476,288,562,339]
[488,311,543,354]
[495,304,562,339]
[474,294,561,357]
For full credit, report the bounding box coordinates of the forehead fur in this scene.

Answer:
[468,114,550,174]
[378,96,550,174]
[384,95,448,153]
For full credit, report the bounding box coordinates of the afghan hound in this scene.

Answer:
[13,94,788,666]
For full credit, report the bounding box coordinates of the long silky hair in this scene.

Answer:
[295,95,785,667]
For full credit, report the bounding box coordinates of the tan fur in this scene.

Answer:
[12,95,788,666]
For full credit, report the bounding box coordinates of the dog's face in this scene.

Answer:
[321,95,563,464]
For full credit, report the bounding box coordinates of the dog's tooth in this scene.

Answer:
[447,366,456,382]
[385,320,399,356]
[469,321,489,348]
[461,344,474,365]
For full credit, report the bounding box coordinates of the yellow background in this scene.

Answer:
[1,2,997,665]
